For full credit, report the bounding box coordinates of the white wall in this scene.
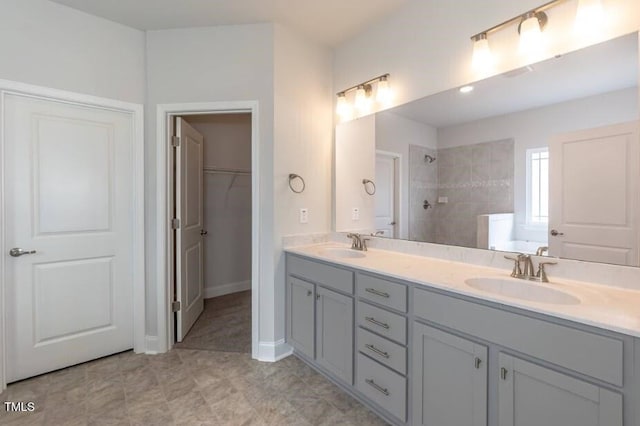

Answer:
[185,114,252,298]
[375,111,437,239]
[0,0,145,104]
[438,87,638,241]
[273,24,333,346]
[334,0,640,116]
[145,24,275,341]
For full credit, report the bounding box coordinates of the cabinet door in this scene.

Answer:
[316,286,353,384]
[498,353,622,426]
[413,323,487,426]
[287,277,315,359]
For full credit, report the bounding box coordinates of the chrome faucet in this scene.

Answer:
[347,233,370,251]
[504,253,556,283]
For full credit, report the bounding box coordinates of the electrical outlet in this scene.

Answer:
[299,208,309,224]
[352,207,360,221]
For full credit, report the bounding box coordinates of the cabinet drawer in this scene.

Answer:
[413,287,624,387]
[357,328,406,375]
[357,301,407,345]
[288,255,354,294]
[357,273,407,312]
[356,353,407,422]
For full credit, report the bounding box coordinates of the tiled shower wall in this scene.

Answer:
[409,145,438,242]
[409,139,514,247]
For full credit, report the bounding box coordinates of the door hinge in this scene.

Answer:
[172,301,181,312]
[171,218,180,229]
[171,136,180,147]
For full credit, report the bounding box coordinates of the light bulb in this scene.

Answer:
[376,76,392,106]
[575,0,604,36]
[354,85,372,113]
[519,12,545,59]
[471,33,493,74]
[336,93,352,120]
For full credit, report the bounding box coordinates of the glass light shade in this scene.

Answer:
[336,94,352,120]
[575,0,604,36]
[354,85,371,113]
[519,14,544,57]
[472,36,493,73]
[376,78,392,106]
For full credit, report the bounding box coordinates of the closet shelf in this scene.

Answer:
[203,167,251,175]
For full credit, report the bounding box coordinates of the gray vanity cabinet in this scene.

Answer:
[287,277,315,359]
[316,286,354,382]
[412,322,488,426]
[286,254,355,385]
[498,353,622,426]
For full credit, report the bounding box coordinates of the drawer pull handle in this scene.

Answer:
[365,344,390,359]
[474,357,482,369]
[500,367,508,380]
[365,288,390,298]
[365,379,389,396]
[365,317,390,329]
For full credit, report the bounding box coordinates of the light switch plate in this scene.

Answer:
[300,208,308,224]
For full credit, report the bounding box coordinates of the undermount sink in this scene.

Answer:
[318,247,366,259]
[464,277,581,305]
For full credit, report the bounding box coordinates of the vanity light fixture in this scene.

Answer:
[471,33,493,73]
[575,0,604,36]
[469,0,604,71]
[336,74,391,119]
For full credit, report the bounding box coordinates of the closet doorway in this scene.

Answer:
[171,112,253,354]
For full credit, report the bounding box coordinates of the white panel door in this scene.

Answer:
[175,118,205,341]
[549,121,639,266]
[375,153,397,238]
[4,93,134,382]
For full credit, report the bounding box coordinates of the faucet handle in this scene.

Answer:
[504,254,523,277]
[536,261,557,283]
[361,237,371,251]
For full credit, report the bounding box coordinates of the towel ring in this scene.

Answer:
[288,173,306,193]
[362,179,376,195]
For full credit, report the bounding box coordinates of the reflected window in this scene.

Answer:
[527,148,549,224]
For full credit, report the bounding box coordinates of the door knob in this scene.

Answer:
[550,229,564,236]
[9,248,36,257]
[389,221,396,225]
[200,230,208,236]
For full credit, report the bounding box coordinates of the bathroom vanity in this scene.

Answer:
[285,243,640,426]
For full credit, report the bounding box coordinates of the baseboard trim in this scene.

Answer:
[204,280,251,299]
[257,339,293,362]
[144,335,161,354]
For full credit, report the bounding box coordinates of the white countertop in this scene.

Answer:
[285,242,640,338]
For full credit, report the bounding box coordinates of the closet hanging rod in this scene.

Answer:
[203,166,251,175]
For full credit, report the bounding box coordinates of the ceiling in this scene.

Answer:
[390,33,639,128]
[48,0,406,46]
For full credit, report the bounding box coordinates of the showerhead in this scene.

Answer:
[424,154,436,163]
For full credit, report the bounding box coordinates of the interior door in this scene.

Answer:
[375,152,397,237]
[549,121,639,266]
[4,93,134,382]
[175,118,205,341]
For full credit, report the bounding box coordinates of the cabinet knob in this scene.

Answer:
[307,290,312,296]
[500,367,508,380]
[474,357,482,369]
[316,294,321,300]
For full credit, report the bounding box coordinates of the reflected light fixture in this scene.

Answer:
[335,74,391,120]
[459,85,474,94]
[471,33,493,73]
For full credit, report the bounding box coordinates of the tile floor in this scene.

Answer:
[175,291,252,353]
[1,290,389,425]
[2,350,388,425]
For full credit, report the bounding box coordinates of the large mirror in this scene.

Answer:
[335,32,639,266]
